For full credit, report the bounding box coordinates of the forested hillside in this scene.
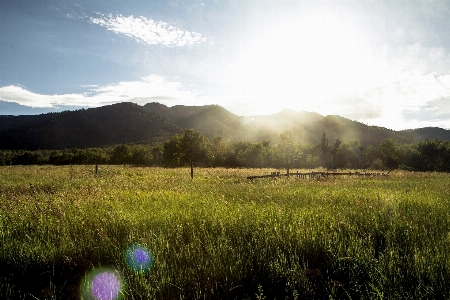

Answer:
[1,102,450,151]
[0,102,181,149]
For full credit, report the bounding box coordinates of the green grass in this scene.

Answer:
[0,166,449,299]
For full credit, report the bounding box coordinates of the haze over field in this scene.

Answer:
[1,0,450,130]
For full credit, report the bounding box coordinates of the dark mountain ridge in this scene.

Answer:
[0,102,181,150]
[1,101,449,150]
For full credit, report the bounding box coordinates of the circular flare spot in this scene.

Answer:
[91,272,120,300]
[125,245,154,273]
[80,268,124,300]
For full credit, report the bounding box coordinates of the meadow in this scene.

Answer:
[0,165,449,299]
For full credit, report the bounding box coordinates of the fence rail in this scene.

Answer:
[247,170,390,180]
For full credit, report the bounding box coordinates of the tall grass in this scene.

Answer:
[0,166,449,299]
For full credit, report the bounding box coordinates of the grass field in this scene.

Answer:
[0,166,449,299]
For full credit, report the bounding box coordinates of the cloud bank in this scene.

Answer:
[0,75,200,108]
[89,13,206,47]
[1,71,449,130]
[344,72,450,130]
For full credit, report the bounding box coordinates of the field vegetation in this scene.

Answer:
[0,165,449,299]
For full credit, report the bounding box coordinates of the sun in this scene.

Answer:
[223,4,384,116]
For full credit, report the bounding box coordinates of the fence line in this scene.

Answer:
[247,170,390,180]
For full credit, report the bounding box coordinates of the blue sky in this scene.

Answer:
[1,0,450,130]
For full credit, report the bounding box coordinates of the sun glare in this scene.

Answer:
[225,4,386,116]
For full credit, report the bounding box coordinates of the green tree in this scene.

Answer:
[71,148,88,164]
[0,150,14,166]
[416,139,447,171]
[86,148,110,164]
[163,130,210,177]
[163,135,183,167]
[363,145,379,169]
[230,141,271,168]
[399,143,420,171]
[49,150,73,165]
[12,151,45,165]
[211,136,228,167]
[238,143,266,168]
[111,144,133,165]
[151,145,164,166]
[330,139,342,168]
[223,143,243,168]
[332,140,364,170]
[180,129,210,178]
[230,141,252,167]
[378,138,400,170]
[131,145,153,166]
[443,140,450,172]
[306,154,319,168]
[319,132,331,168]
[274,130,298,174]
[297,143,314,168]
[347,139,364,169]
[334,143,350,169]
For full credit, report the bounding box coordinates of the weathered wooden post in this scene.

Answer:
[95,163,98,176]
[190,160,194,180]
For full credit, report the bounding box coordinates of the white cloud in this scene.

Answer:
[386,43,450,75]
[0,85,88,108]
[0,75,202,108]
[355,72,450,130]
[89,13,206,47]
[88,75,200,103]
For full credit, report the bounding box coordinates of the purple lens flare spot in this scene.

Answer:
[91,271,120,300]
[125,244,154,273]
[80,268,124,300]
[134,248,149,263]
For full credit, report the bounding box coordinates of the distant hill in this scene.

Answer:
[1,101,450,150]
[239,109,324,143]
[143,103,325,143]
[0,102,181,150]
[143,103,242,140]
[300,115,414,146]
[401,127,450,142]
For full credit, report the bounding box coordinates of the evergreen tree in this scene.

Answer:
[319,132,330,168]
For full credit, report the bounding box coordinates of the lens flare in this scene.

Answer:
[125,244,154,273]
[80,268,124,300]
[91,272,120,300]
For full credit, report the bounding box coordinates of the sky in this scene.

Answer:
[1,0,450,130]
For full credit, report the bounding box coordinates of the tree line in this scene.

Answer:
[1,129,449,172]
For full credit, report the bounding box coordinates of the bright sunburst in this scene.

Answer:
[225,2,387,116]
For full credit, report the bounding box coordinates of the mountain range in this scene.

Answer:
[1,101,449,150]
